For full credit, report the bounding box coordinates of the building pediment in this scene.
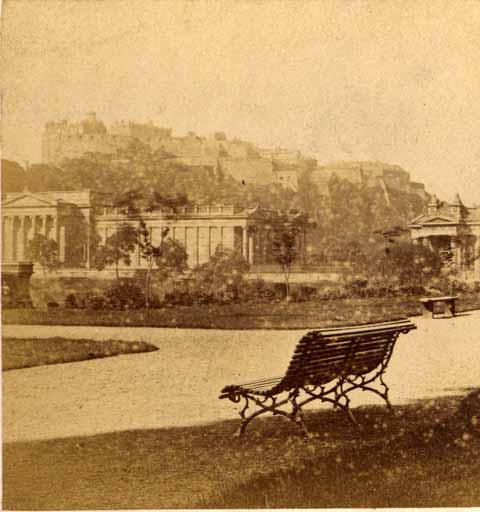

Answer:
[423,216,456,224]
[2,194,57,208]
[410,214,457,226]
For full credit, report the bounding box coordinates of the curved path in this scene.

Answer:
[3,311,480,442]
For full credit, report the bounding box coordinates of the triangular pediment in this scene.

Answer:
[422,216,456,224]
[2,194,56,208]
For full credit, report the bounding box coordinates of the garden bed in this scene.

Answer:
[2,337,158,371]
[3,295,480,329]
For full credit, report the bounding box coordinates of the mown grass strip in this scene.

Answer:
[2,337,158,371]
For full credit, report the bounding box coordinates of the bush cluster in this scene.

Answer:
[56,242,478,310]
[65,281,147,310]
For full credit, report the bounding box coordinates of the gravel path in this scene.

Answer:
[3,311,480,443]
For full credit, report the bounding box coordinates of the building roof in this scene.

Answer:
[2,190,92,208]
[409,193,480,226]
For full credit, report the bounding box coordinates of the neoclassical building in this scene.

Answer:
[2,190,307,272]
[409,194,480,282]
[2,191,93,267]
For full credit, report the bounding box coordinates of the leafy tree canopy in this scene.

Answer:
[26,233,59,272]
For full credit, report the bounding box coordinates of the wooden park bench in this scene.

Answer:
[219,319,417,436]
[419,296,458,319]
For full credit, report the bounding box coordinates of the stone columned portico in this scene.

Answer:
[409,194,480,282]
[2,191,93,268]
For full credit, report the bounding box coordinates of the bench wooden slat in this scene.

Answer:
[288,338,394,369]
[292,326,408,350]
[292,350,384,372]
[290,335,394,361]
[311,319,414,334]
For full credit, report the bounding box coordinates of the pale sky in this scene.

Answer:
[1,0,480,204]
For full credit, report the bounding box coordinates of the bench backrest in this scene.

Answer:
[276,319,416,392]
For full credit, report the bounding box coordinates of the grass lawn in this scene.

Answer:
[4,389,479,509]
[2,337,158,371]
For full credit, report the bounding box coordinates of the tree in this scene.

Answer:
[138,220,188,318]
[372,241,443,294]
[373,225,410,294]
[271,211,310,302]
[95,223,138,279]
[192,246,250,303]
[26,234,59,274]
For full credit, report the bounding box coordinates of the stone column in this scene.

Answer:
[303,229,307,263]
[248,231,255,264]
[262,230,269,263]
[32,215,39,238]
[451,236,460,269]
[11,217,18,261]
[59,225,66,263]
[255,230,262,264]
[3,216,13,261]
[196,226,200,267]
[1,217,6,261]
[2,217,5,261]
[40,215,48,236]
[17,216,26,262]
[242,227,248,260]
[474,236,480,280]
[52,215,58,242]
[136,222,142,266]
[26,215,35,242]
[207,226,211,258]
[85,210,91,269]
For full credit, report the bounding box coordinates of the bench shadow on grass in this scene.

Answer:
[4,389,479,510]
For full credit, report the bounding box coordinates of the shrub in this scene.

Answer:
[240,278,279,303]
[85,294,107,310]
[290,285,317,302]
[104,280,145,310]
[64,293,78,309]
[345,279,368,298]
[164,288,195,306]
[316,285,348,300]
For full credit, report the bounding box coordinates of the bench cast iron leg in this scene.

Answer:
[234,409,264,437]
[335,386,360,429]
[350,375,395,415]
[232,392,312,438]
[290,395,311,437]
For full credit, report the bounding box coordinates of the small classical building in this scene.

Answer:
[2,190,307,272]
[2,191,93,267]
[409,194,480,282]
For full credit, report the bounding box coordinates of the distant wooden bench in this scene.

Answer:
[419,296,458,319]
[220,319,417,436]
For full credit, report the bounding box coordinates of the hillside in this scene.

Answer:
[39,114,426,198]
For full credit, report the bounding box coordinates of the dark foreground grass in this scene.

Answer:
[5,295,480,329]
[4,389,479,509]
[2,337,158,371]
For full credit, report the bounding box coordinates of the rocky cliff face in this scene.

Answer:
[41,115,427,199]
